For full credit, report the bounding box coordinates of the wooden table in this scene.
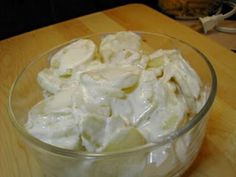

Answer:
[0,4,236,177]
[178,20,236,51]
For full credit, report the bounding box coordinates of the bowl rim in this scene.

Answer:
[8,31,217,158]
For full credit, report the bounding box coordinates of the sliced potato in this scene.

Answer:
[103,127,146,152]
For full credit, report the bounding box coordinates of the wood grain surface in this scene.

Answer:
[178,20,236,51]
[0,4,236,177]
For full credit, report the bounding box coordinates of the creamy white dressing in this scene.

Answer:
[26,32,207,173]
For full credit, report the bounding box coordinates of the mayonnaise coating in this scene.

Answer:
[26,32,207,156]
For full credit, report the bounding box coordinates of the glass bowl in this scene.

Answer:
[8,32,217,177]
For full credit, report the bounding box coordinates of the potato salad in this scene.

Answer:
[26,31,207,154]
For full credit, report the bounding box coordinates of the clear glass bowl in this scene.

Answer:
[8,32,217,177]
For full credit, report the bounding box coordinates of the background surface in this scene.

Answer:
[1,0,236,40]
[0,0,158,40]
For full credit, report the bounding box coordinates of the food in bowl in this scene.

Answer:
[26,31,207,152]
[9,31,216,177]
